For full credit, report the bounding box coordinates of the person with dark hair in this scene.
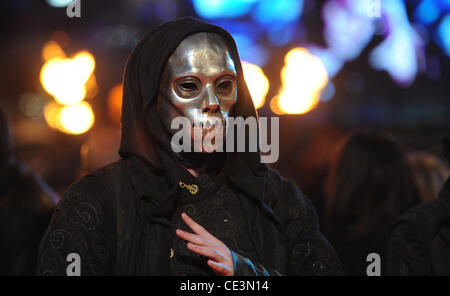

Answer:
[386,125,450,275]
[36,17,343,276]
[0,108,57,275]
[324,131,421,275]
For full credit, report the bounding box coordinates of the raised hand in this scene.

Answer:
[176,212,234,276]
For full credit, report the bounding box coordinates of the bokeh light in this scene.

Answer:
[231,32,268,67]
[414,0,441,25]
[46,0,74,8]
[241,62,269,110]
[44,101,95,135]
[271,47,328,115]
[41,41,66,61]
[85,75,99,99]
[40,50,95,105]
[58,102,95,135]
[19,93,45,119]
[107,83,123,126]
[435,13,450,56]
[253,0,303,25]
[44,102,62,130]
[368,0,422,86]
[192,0,256,19]
[40,39,96,135]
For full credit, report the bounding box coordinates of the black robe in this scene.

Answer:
[36,17,343,276]
[386,125,450,276]
[386,177,450,275]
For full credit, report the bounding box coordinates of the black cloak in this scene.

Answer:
[386,125,450,275]
[36,17,343,276]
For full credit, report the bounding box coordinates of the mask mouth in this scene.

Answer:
[187,118,226,153]
[192,117,226,132]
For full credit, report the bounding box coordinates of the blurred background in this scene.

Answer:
[0,0,449,209]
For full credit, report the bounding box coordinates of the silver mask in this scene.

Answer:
[158,32,237,144]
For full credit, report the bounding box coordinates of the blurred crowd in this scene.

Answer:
[0,106,449,275]
[323,129,449,275]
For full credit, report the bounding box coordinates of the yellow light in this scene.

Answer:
[269,95,283,115]
[85,74,99,99]
[42,41,66,61]
[58,102,95,135]
[271,47,328,115]
[241,61,269,109]
[43,102,62,129]
[107,83,123,126]
[72,51,96,84]
[40,50,96,105]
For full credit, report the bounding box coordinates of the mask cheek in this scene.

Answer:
[219,95,237,117]
[169,95,203,125]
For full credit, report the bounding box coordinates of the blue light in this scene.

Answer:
[191,0,257,19]
[46,0,73,7]
[437,0,450,10]
[320,82,335,103]
[231,33,269,66]
[268,24,295,46]
[435,13,450,56]
[308,47,344,78]
[414,0,441,25]
[253,0,303,24]
[209,20,268,66]
[210,20,264,41]
[369,27,419,86]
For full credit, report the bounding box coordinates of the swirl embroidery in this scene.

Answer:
[49,229,71,249]
[66,202,99,230]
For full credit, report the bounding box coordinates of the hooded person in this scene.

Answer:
[36,17,343,276]
[386,124,450,275]
[0,108,57,275]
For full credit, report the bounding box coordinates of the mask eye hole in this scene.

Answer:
[180,82,198,91]
[216,75,235,95]
[174,77,201,98]
[218,81,231,89]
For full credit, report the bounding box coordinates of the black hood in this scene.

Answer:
[119,17,266,181]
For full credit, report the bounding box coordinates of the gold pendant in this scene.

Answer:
[178,181,199,195]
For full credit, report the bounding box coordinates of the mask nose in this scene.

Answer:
[202,85,220,114]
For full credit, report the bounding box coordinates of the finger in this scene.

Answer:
[181,212,222,244]
[186,243,227,262]
[207,260,233,276]
[176,229,217,247]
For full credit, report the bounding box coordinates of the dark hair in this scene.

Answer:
[325,131,421,239]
